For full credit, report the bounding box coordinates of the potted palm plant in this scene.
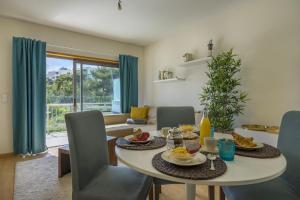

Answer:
[200,49,248,132]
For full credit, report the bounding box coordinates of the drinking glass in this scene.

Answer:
[204,137,218,152]
[218,139,235,161]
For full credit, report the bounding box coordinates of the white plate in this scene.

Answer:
[124,135,153,144]
[235,142,264,151]
[161,151,207,166]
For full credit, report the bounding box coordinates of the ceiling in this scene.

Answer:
[0,0,235,46]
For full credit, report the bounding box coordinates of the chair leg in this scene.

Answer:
[154,184,161,200]
[208,186,215,200]
[157,185,162,193]
[219,186,225,200]
[148,184,153,200]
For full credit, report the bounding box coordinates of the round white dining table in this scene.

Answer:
[115,131,287,200]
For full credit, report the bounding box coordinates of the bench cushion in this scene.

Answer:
[126,118,148,124]
[106,123,156,132]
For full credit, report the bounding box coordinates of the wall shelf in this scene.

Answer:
[179,57,212,67]
[153,77,185,83]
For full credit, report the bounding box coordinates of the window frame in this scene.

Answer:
[46,51,119,67]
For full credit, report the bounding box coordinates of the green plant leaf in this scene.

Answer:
[200,49,248,132]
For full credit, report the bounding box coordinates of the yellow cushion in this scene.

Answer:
[130,106,149,120]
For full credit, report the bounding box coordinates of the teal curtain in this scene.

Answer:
[13,37,47,154]
[119,55,138,113]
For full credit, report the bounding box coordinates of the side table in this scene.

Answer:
[58,136,117,177]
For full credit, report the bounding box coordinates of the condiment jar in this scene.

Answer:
[166,127,183,150]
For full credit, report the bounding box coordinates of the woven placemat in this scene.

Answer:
[116,137,166,150]
[152,152,227,180]
[235,143,281,158]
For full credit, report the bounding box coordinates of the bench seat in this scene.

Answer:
[105,123,156,137]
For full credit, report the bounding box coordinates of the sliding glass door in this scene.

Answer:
[46,57,74,135]
[46,57,120,143]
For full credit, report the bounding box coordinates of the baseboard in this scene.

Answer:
[0,152,14,158]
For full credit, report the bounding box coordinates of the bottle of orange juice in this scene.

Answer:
[199,111,211,145]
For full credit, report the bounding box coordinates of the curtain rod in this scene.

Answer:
[47,43,118,60]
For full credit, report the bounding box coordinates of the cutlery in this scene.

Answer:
[207,153,216,171]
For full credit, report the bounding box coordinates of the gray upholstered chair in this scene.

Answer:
[222,111,300,200]
[154,106,196,200]
[156,106,195,130]
[65,110,153,200]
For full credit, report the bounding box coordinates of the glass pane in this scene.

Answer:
[46,57,73,135]
[81,64,120,114]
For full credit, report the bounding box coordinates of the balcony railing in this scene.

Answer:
[46,97,116,134]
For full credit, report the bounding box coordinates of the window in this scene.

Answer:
[74,61,120,113]
[46,53,120,134]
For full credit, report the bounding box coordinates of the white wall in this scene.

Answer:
[0,16,144,154]
[144,0,300,127]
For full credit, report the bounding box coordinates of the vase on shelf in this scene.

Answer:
[208,39,213,57]
[182,53,193,62]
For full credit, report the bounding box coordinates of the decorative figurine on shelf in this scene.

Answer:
[163,71,169,79]
[163,71,173,79]
[168,71,173,79]
[208,39,213,57]
[159,70,164,80]
[182,53,193,62]
[159,70,173,80]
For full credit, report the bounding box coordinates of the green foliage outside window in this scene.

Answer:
[46,66,119,134]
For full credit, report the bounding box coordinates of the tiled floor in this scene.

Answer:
[46,132,68,147]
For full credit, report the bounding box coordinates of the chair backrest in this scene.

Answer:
[156,106,195,130]
[277,111,300,195]
[65,110,108,191]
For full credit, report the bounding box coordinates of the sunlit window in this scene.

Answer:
[46,56,120,134]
